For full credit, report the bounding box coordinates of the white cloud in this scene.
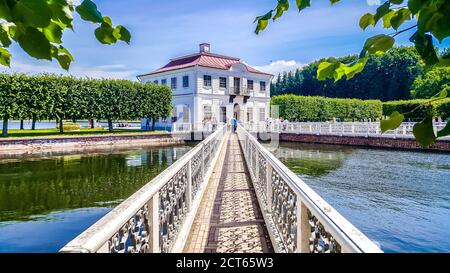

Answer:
[366,0,381,6]
[253,60,305,76]
[5,61,139,80]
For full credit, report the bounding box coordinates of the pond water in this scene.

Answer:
[269,142,450,253]
[0,145,193,253]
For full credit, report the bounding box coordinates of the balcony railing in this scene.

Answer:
[229,86,249,96]
[237,124,382,253]
[60,125,227,253]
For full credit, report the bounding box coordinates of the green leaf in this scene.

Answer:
[254,11,273,34]
[95,25,117,44]
[374,1,391,22]
[296,0,311,11]
[413,115,436,148]
[437,121,450,138]
[51,45,73,70]
[317,61,338,80]
[381,111,404,133]
[408,0,425,15]
[390,8,411,30]
[390,0,403,4]
[363,34,395,55]
[410,31,439,66]
[76,0,103,23]
[0,0,12,21]
[273,0,289,20]
[0,24,11,47]
[431,89,448,100]
[343,58,367,80]
[12,0,53,28]
[381,10,395,28]
[113,25,131,44]
[0,47,11,66]
[42,22,63,43]
[49,0,74,28]
[329,0,340,4]
[359,13,375,30]
[17,27,52,60]
[102,16,113,27]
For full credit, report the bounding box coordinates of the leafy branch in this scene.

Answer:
[0,0,131,70]
[254,0,450,147]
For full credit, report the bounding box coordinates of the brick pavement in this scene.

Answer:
[183,133,273,253]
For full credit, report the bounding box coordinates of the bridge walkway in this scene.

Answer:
[183,133,273,253]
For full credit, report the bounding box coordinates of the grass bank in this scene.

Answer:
[0,128,167,139]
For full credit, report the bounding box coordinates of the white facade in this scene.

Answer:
[137,45,273,131]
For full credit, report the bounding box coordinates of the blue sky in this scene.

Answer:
[4,0,450,79]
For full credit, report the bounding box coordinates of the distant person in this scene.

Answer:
[231,117,237,133]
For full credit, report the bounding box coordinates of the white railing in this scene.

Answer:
[172,122,225,132]
[60,125,227,253]
[237,124,383,253]
[244,121,449,139]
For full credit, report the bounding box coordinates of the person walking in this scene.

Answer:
[231,116,237,133]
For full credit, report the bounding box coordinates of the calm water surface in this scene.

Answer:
[268,142,450,253]
[0,145,193,252]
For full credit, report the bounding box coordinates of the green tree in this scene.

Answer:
[140,84,172,130]
[412,67,450,98]
[0,73,18,137]
[0,0,130,70]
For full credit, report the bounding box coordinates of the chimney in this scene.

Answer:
[199,43,210,53]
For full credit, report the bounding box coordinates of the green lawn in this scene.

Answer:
[0,128,167,138]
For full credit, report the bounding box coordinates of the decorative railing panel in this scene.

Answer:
[244,121,449,140]
[60,125,226,253]
[237,124,383,253]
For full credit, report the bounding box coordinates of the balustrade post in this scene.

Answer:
[186,160,192,210]
[296,201,310,253]
[201,144,205,181]
[352,124,355,134]
[329,124,332,133]
[266,164,272,213]
[149,193,160,253]
[403,125,406,135]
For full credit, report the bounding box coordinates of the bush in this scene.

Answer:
[271,95,383,122]
[382,98,450,121]
[56,122,81,131]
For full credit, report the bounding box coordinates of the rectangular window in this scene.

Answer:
[203,105,212,121]
[171,107,177,122]
[259,108,266,122]
[260,81,266,91]
[203,75,212,87]
[153,80,158,84]
[247,80,254,90]
[161,79,167,85]
[183,105,190,123]
[171,77,177,89]
[219,77,227,88]
[183,76,189,88]
[247,107,253,122]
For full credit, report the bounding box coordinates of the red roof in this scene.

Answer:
[137,52,272,77]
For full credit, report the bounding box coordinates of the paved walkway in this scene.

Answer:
[184,133,273,253]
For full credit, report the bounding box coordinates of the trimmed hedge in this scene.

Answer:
[382,98,450,121]
[271,95,383,122]
[0,73,173,136]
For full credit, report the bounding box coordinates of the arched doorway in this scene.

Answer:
[233,103,241,121]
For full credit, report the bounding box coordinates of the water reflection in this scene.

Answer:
[0,145,192,252]
[268,142,450,253]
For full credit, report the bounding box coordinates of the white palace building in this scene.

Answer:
[137,43,273,131]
